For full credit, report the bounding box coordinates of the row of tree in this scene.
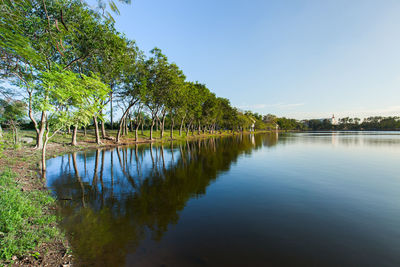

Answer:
[0,0,266,171]
[261,114,400,131]
[303,117,400,131]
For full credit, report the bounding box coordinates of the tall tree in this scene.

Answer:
[35,67,108,172]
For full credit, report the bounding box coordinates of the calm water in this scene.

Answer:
[46,132,400,266]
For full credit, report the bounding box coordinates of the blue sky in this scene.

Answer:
[92,0,400,119]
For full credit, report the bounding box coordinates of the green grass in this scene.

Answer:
[11,128,244,148]
[0,169,60,262]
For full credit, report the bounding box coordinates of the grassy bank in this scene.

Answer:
[0,169,61,265]
[17,128,255,146]
[0,129,272,266]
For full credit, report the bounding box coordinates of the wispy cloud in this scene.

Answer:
[239,102,305,110]
[278,103,305,108]
[285,105,400,120]
[335,105,400,118]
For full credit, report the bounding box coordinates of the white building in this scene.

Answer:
[330,114,338,125]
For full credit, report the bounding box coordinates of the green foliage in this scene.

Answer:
[276,117,305,131]
[0,99,26,144]
[1,0,302,149]
[33,67,109,136]
[0,99,26,124]
[31,251,40,260]
[305,119,333,131]
[0,0,271,144]
[304,116,400,131]
[0,169,60,261]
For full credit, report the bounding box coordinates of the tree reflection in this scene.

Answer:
[50,133,278,266]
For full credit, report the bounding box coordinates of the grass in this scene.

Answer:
[0,169,61,263]
[16,128,251,147]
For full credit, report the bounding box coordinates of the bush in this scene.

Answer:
[0,169,60,261]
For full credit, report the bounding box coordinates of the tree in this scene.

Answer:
[0,99,26,144]
[114,40,141,143]
[164,63,186,139]
[70,73,110,146]
[35,67,108,172]
[142,48,170,140]
[0,0,53,149]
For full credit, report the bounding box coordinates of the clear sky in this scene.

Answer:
[93,0,400,119]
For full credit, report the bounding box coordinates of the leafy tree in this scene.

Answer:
[163,63,186,139]
[35,67,108,172]
[0,99,26,144]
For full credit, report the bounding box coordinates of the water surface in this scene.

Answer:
[46,132,400,266]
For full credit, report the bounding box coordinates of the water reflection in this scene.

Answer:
[278,131,400,147]
[46,132,400,266]
[47,134,277,266]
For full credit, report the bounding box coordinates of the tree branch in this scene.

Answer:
[63,54,88,70]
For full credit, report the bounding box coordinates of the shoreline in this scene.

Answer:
[0,129,273,266]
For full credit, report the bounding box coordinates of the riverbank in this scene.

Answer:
[0,129,271,266]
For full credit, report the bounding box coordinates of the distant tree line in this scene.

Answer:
[303,116,400,131]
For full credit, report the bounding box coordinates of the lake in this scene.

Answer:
[46,132,400,266]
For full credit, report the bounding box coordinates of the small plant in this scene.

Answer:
[31,252,40,260]
[13,143,22,150]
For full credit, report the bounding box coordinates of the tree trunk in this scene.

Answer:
[130,115,134,132]
[121,118,125,137]
[198,121,201,135]
[110,86,113,130]
[125,118,128,136]
[42,141,46,173]
[84,126,87,137]
[42,131,49,174]
[160,113,166,139]
[116,104,135,143]
[93,116,101,145]
[186,121,192,136]
[71,125,78,146]
[179,117,185,136]
[28,93,42,148]
[135,124,139,141]
[141,122,144,135]
[12,126,17,144]
[101,119,106,139]
[122,119,126,136]
[116,120,123,143]
[170,118,174,139]
[116,119,123,143]
[36,112,46,149]
[149,119,155,140]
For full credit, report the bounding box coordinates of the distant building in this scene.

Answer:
[315,114,338,125]
[330,114,338,125]
[250,117,256,132]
